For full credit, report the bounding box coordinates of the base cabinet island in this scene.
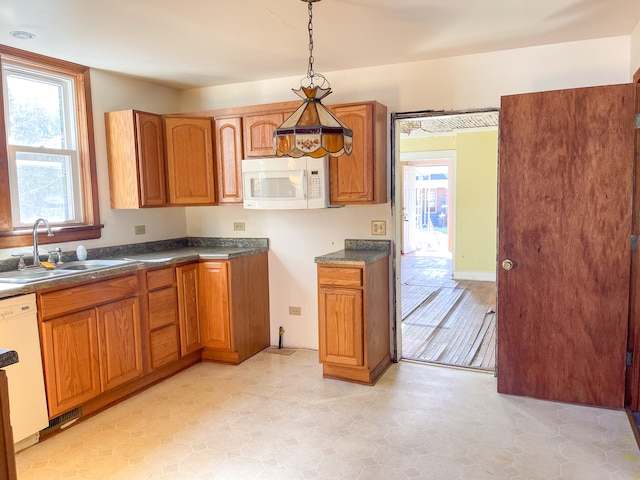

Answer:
[315,240,392,385]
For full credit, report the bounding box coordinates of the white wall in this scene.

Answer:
[0,70,185,260]
[632,20,640,77]
[179,36,631,350]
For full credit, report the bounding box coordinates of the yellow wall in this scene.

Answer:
[402,135,456,152]
[455,130,498,275]
[400,129,498,278]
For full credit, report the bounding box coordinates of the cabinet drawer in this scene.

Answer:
[148,287,178,330]
[39,275,139,319]
[150,324,180,369]
[147,267,174,290]
[318,266,363,287]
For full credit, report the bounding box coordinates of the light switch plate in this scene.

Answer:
[289,306,302,315]
[371,220,386,235]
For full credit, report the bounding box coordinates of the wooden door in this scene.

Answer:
[243,113,283,157]
[214,117,244,204]
[165,116,216,205]
[136,111,167,207]
[177,263,202,355]
[497,84,638,408]
[199,261,232,351]
[40,309,101,417]
[97,297,143,392]
[318,285,364,367]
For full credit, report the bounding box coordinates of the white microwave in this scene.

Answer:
[242,156,329,209]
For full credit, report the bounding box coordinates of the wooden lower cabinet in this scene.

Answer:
[317,256,391,385]
[199,253,270,364]
[176,263,202,355]
[38,274,143,418]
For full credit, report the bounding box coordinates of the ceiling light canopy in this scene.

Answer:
[273,0,352,158]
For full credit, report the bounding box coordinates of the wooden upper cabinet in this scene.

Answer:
[105,110,167,208]
[164,116,216,205]
[242,113,283,157]
[214,117,244,204]
[329,102,387,204]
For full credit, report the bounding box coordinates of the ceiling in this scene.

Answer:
[1,0,639,90]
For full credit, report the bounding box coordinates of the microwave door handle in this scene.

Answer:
[302,170,307,199]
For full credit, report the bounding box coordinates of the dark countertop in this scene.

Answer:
[0,238,269,300]
[0,349,18,368]
[314,239,391,266]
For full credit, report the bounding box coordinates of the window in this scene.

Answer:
[0,45,101,248]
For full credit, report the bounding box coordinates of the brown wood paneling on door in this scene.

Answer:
[497,84,637,408]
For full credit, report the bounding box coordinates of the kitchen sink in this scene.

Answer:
[0,268,74,284]
[0,259,136,284]
[57,259,135,271]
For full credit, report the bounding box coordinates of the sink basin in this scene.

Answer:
[57,259,136,271]
[0,259,136,284]
[0,268,74,284]
[123,256,174,263]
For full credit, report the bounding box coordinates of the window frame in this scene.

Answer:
[0,44,102,248]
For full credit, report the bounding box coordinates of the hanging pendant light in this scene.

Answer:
[273,0,353,158]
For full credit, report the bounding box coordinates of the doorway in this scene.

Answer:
[395,110,499,371]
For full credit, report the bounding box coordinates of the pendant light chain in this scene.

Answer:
[307,0,315,85]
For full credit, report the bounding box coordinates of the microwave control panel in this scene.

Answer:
[308,170,322,199]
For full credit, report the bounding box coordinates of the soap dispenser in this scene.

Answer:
[76,245,87,261]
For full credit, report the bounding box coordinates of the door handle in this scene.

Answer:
[501,259,514,271]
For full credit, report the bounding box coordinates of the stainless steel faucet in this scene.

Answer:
[32,218,53,267]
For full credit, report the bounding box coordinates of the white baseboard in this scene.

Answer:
[453,270,496,282]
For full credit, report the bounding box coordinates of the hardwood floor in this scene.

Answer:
[401,254,496,371]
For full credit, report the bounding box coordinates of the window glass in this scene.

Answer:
[2,62,82,227]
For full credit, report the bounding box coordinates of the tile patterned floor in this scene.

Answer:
[16,349,640,479]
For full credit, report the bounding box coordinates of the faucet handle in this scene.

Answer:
[11,253,26,270]
[47,248,63,265]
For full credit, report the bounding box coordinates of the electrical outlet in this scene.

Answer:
[289,306,302,315]
[233,222,245,231]
[134,225,146,235]
[371,220,386,235]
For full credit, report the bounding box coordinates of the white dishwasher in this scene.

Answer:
[0,293,49,451]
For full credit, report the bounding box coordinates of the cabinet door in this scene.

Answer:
[329,102,387,204]
[165,117,216,205]
[318,286,364,367]
[97,297,143,392]
[105,110,166,208]
[329,104,373,203]
[214,117,244,204]
[40,309,101,417]
[136,112,167,207]
[177,263,202,355]
[243,113,283,157]
[199,262,232,351]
